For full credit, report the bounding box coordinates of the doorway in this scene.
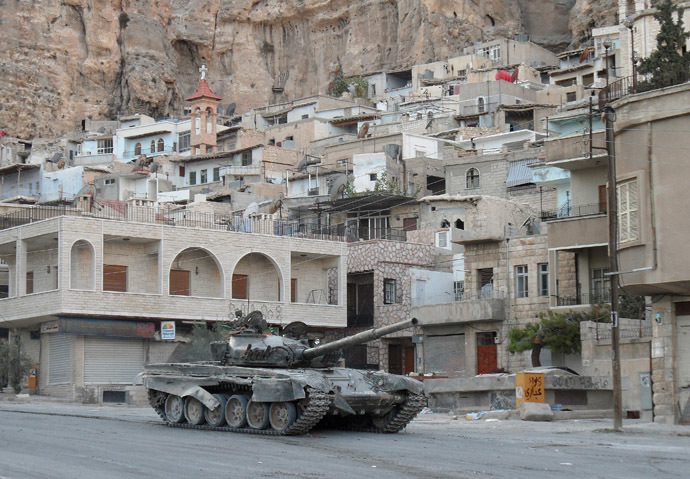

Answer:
[476,331,497,374]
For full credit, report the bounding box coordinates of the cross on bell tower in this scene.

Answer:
[185,61,222,155]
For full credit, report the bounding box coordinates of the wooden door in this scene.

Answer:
[232,274,248,299]
[403,217,418,231]
[169,269,190,296]
[476,332,497,374]
[26,271,34,294]
[388,344,402,375]
[599,185,607,213]
[404,345,416,374]
[103,265,127,292]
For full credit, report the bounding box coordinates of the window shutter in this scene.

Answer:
[103,265,127,292]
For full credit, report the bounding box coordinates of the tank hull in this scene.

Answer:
[141,362,425,435]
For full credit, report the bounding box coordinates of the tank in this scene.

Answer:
[139,312,425,436]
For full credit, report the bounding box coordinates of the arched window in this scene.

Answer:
[206,108,213,134]
[150,140,156,153]
[466,168,480,189]
[134,143,142,156]
[169,248,224,298]
[70,240,95,290]
[157,138,164,152]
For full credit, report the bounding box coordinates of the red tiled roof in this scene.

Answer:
[95,198,126,215]
[185,79,222,101]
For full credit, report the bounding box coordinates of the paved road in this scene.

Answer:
[0,401,688,478]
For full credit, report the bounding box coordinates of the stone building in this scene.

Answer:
[0,211,346,404]
[611,82,690,424]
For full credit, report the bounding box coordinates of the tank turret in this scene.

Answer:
[213,311,418,369]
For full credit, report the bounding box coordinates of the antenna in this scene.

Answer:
[243,201,259,220]
[225,103,237,116]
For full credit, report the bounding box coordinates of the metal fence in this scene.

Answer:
[555,290,611,306]
[0,205,364,242]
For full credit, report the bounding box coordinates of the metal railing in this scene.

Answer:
[598,76,634,108]
[412,289,505,307]
[542,202,606,221]
[354,227,407,242]
[123,145,176,159]
[555,290,611,306]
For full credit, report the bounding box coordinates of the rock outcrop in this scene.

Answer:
[0,0,617,139]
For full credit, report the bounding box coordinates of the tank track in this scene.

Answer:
[147,387,332,436]
[341,393,426,433]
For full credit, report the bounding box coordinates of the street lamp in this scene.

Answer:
[603,38,613,103]
[625,16,638,93]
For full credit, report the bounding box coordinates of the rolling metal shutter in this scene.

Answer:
[425,334,465,377]
[48,334,71,385]
[84,337,145,383]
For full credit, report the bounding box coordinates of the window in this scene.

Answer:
[591,268,610,303]
[302,114,309,119]
[477,97,486,113]
[383,279,397,304]
[200,169,208,184]
[232,274,248,299]
[566,91,577,102]
[617,179,639,243]
[436,230,450,249]
[157,138,164,152]
[97,138,113,154]
[179,132,191,152]
[179,165,185,177]
[515,265,528,298]
[169,269,190,296]
[26,271,34,294]
[291,278,297,303]
[53,265,59,290]
[104,179,115,185]
[539,263,549,297]
[241,151,252,166]
[337,158,348,168]
[134,143,142,156]
[189,171,197,185]
[466,168,480,189]
[150,140,156,153]
[454,280,464,301]
[213,167,220,182]
[103,265,127,292]
[369,173,377,181]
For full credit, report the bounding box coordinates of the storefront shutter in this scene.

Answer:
[48,334,71,385]
[84,337,145,383]
[425,334,465,377]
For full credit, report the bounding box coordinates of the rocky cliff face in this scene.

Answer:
[0,0,616,139]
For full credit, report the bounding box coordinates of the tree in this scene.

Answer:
[507,305,610,367]
[0,333,33,393]
[637,0,690,92]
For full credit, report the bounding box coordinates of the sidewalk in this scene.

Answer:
[2,391,688,437]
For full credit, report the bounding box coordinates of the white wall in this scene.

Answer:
[42,166,84,202]
[410,268,455,306]
[352,152,387,192]
[402,133,441,160]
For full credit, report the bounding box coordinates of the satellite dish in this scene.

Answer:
[150,162,159,174]
[329,174,348,201]
[72,184,96,207]
[50,152,62,163]
[225,103,237,116]
[269,192,284,214]
[217,105,224,114]
[296,157,308,172]
[357,122,370,139]
[243,201,259,219]
[98,127,106,133]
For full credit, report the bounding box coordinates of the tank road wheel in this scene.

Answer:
[225,394,250,428]
[184,397,207,426]
[269,402,297,433]
[371,408,397,430]
[164,395,186,424]
[246,400,271,430]
[204,394,228,428]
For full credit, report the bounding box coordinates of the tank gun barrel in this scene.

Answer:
[302,318,418,361]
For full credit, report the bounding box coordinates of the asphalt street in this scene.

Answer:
[0,400,688,479]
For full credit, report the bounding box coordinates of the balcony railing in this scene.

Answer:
[542,202,606,221]
[412,290,505,307]
[555,290,611,306]
[0,205,356,242]
[353,227,407,242]
[123,146,176,159]
[598,76,634,109]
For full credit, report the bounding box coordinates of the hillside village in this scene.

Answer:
[1,0,689,426]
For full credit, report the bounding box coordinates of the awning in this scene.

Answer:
[506,158,542,188]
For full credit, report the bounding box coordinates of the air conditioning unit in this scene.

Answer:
[308,188,319,196]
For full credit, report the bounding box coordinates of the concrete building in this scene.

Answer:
[463,37,560,70]
[0,211,347,404]
[611,82,690,424]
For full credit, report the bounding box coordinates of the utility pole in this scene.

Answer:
[604,105,623,431]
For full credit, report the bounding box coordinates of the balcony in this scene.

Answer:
[542,202,606,221]
[554,290,611,307]
[546,207,608,250]
[351,227,407,242]
[411,291,506,326]
[222,165,262,177]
